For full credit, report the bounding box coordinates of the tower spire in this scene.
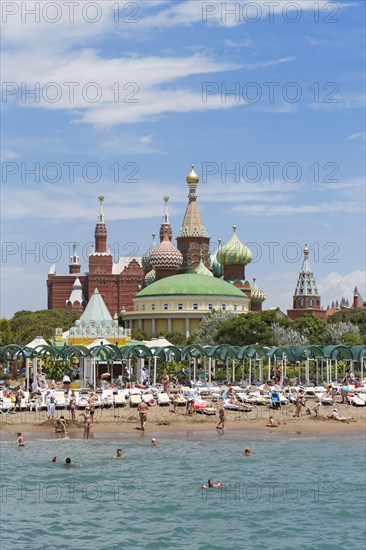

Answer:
[159,196,172,242]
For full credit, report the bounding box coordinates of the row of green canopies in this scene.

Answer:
[1,343,365,387]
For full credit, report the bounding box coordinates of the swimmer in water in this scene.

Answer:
[151,438,158,446]
[16,433,25,446]
[244,448,252,456]
[115,449,123,458]
[64,457,77,468]
[52,456,60,462]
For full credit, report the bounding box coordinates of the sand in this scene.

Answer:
[1,400,365,441]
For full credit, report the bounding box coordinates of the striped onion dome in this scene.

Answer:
[149,233,183,270]
[217,226,252,266]
[251,277,266,303]
[210,239,224,277]
[194,251,213,277]
[144,269,156,286]
[142,233,157,269]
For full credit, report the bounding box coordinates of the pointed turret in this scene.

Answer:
[159,196,172,242]
[89,197,113,278]
[66,277,85,312]
[69,242,81,274]
[176,165,210,270]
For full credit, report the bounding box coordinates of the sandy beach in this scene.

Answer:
[1,400,365,441]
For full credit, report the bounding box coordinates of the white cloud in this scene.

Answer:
[318,271,366,308]
[223,38,252,48]
[232,201,365,216]
[1,149,20,160]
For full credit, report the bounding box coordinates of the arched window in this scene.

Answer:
[151,304,155,311]
[208,303,213,311]
[163,303,168,311]
[222,304,227,311]
[142,305,145,311]
[193,303,198,310]
[309,298,313,306]
[300,298,304,307]
[233,304,237,312]
[177,303,183,310]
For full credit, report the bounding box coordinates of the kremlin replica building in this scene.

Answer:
[47,166,266,337]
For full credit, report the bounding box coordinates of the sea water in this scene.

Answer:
[0,433,365,550]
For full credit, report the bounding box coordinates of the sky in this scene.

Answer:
[1,0,365,319]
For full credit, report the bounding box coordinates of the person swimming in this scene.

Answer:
[16,433,25,446]
[52,456,60,462]
[202,479,223,489]
[244,448,252,456]
[115,449,123,458]
[151,438,158,446]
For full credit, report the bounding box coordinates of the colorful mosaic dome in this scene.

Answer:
[144,269,156,286]
[149,233,183,270]
[217,226,252,266]
[142,233,157,270]
[251,278,266,303]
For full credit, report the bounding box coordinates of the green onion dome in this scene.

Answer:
[142,233,157,269]
[210,239,224,277]
[149,233,183,270]
[144,269,156,286]
[217,226,252,266]
[194,251,213,277]
[251,277,266,303]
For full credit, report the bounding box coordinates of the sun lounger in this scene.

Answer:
[157,393,171,406]
[223,400,252,412]
[142,392,156,406]
[348,394,366,407]
[54,390,68,409]
[0,396,14,413]
[113,392,126,407]
[195,406,216,415]
[130,393,142,407]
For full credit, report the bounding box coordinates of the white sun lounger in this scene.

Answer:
[0,396,14,413]
[54,390,68,409]
[130,394,142,407]
[223,400,252,412]
[142,392,155,404]
[113,392,126,407]
[348,394,366,406]
[157,393,171,406]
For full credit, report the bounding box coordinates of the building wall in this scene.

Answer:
[287,308,327,321]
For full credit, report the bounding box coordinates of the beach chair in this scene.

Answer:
[270,391,281,409]
[157,393,171,406]
[130,393,142,407]
[142,392,156,406]
[348,394,366,407]
[54,390,68,409]
[113,392,126,407]
[0,396,14,413]
[101,389,114,408]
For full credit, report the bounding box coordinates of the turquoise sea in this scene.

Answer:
[0,433,365,550]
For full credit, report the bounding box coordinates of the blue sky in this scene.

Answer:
[1,0,365,319]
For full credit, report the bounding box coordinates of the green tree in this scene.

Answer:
[193,310,236,346]
[215,314,275,346]
[9,309,80,344]
[0,319,12,345]
[293,314,326,344]
[165,332,187,346]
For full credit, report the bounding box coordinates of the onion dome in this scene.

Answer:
[142,233,157,269]
[144,269,156,286]
[251,277,266,303]
[194,251,213,277]
[186,164,199,185]
[217,226,252,266]
[210,239,224,277]
[149,233,183,270]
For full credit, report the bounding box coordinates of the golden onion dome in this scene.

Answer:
[186,164,199,185]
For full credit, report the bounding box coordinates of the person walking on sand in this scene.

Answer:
[137,401,148,431]
[216,406,225,430]
[16,433,25,446]
[83,406,92,439]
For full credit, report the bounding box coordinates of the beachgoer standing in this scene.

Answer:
[83,406,92,439]
[294,391,305,418]
[186,387,196,415]
[137,401,148,431]
[48,396,56,420]
[161,371,170,394]
[69,391,77,421]
[216,406,225,430]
